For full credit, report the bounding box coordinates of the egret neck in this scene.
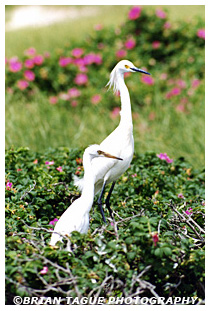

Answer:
[79,154,95,212]
[117,72,133,129]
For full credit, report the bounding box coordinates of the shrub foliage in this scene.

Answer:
[5,147,205,304]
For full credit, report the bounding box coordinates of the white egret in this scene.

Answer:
[74,60,150,223]
[50,144,122,246]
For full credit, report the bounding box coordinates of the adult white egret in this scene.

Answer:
[74,60,150,223]
[50,144,122,246]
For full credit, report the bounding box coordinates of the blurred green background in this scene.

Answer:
[5,5,205,168]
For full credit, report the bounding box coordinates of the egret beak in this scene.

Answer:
[131,67,151,75]
[97,150,123,161]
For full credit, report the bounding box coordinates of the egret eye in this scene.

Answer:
[125,64,130,69]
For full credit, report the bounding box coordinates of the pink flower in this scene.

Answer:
[9,58,22,72]
[152,41,161,49]
[45,161,54,165]
[152,233,159,246]
[187,89,194,96]
[83,53,96,65]
[68,88,81,98]
[24,59,34,69]
[71,100,78,107]
[116,49,127,59]
[33,55,44,66]
[132,173,137,178]
[166,87,181,99]
[164,22,171,29]
[160,73,168,80]
[56,166,63,172]
[171,87,181,95]
[180,97,188,104]
[6,87,13,94]
[73,58,85,66]
[124,72,131,79]
[44,51,50,58]
[141,75,154,85]
[185,208,193,215]
[178,193,184,199]
[24,70,35,81]
[83,53,102,65]
[191,79,200,88]
[72,48,84,58]
[17,80,29,90]
[49,218,59,226]
[59,57,72,67]
[148,111,156,120]
[73,58,87,72]
[156,8,166,19]
[110,107,120,119]
[128,6,142,20]
[91,94,102,105]
[176,104,185,112]
[157,153,173,163]
[74,73,88,85]
[94,24,103,31]
[177,79,186,89]
[125,38,136,50]
[59,92,70,101]
[6,181,12,190]
[94,54,102,65]
[49,96,58,104]
[40,266,48,275]
[197,28,205,40]
[24,47,36,56]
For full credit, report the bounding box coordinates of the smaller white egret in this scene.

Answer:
[49,144,122,246]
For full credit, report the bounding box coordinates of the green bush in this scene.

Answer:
[5,147,205,304]
[5,6,204,103]
[5,6,205,168]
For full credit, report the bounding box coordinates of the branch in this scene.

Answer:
[20,180,36,200]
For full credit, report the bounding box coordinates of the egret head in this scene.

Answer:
[84,144,123,161]
[116,60,150,75]
[107,59,150,93]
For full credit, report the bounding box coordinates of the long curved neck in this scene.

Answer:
[80,155,95,212]
[117,73,133,128]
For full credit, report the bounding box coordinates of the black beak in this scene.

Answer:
[131,67,151,75]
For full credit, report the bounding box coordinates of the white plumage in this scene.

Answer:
[50,144,122,246]
[74,60,150,222]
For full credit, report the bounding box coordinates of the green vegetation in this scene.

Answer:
[5,5,205,305]
[5,5,205,58]
[5,6,205,167]
[5,147,205,304]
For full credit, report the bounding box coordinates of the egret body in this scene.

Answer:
[74,60,150,223]
[50,145,122,246]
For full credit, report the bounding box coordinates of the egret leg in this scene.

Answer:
[97,181,107,223]
[105,182,116,219]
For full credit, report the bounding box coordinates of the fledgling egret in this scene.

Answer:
[50,144,122,246]
[74,60,151,223]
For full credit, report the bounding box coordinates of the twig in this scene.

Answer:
[172,206,204,241]
[20,180,36,200]
[157,219,162,236]
[116,212,143,225]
